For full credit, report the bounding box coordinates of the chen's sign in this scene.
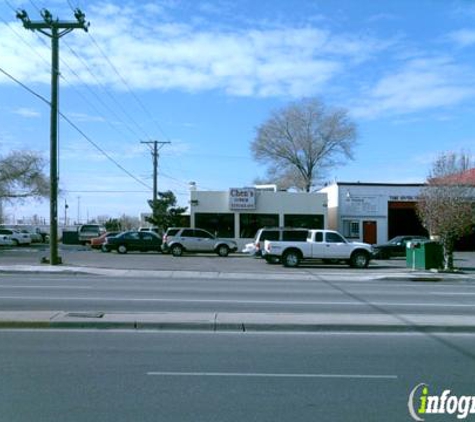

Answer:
[229,188,256,210]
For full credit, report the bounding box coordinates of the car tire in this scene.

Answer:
[282,250,301,268]
[171,244,183,257]
[117,244,128,254]
[265,256,280,264]
[12,239,19,246]
[350,251,370,268]
[217,244,229,257]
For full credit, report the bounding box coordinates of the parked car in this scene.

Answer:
[77,224,106,245]
[0,234,14,246]
[139,227,161,235]
[19,229,43,243]
[162,227,238,257]
[251,227,310,257]
[372,235,428,259]
[0,229,32,246]
[89,231,120,250]
[264,229,373,268]
[102,231,162,254]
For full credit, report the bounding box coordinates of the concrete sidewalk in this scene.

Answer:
[0,311,474,333]
[1,263,475,282]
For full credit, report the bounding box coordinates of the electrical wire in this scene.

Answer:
[86,32,172,143]
[0,65,152,191]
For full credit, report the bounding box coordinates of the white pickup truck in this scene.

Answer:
[263,229,373,268]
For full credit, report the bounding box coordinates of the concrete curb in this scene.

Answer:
[1,264,473,282]
[0,311,474,333]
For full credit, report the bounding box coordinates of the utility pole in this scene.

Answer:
[17,8,89,265]
[141,141,171,206]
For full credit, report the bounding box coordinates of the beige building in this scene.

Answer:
[189,187,328,248]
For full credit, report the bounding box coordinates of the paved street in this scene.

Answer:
[1,272,475,317]
[1,246,475,421]
[2,330,475,422]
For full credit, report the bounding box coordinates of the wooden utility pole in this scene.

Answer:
[141,141,171,205]
[17,8,89,265]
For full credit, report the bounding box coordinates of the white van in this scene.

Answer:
[77,224,106,245]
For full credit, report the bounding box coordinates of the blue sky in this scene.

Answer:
[1,0,475,223]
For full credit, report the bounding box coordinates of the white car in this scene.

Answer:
[0,229,32,246]
[242,242,257,255]
[19,229,43,243]
[0,234,14,246]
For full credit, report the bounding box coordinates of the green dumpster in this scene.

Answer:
[406,240,443,270]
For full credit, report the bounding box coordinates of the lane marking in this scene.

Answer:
[0,286,92,289]
[146,371,398,379]
[0,295,474,307]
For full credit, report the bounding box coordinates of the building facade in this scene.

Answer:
[189,187,328,248]
[319,182,427,244]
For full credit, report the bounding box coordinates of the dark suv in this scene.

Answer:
[162,227,238,257]
[253,227,309,259]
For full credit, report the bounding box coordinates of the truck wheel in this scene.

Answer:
[217,245,229,257]
[350,251,369,268]
[265,256,280,264]
[171,244,183,257]
[283,250,300,268]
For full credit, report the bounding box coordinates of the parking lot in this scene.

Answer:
[1,243,475,276]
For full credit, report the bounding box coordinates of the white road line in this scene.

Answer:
[0,286,92,289]
[147,371,398,379]
[0,295,474,307]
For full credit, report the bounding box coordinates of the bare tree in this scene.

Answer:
[0,150,49,201]
[417,151,475,271]
[251,98,357,191]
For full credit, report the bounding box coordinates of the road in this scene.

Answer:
[1,330,474,422]
[1,273,475,318]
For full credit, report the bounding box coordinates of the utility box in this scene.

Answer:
[406,241,443,270]
[62,230,79,245]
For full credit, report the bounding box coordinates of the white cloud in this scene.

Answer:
[448,29,475,48]
[1,5,386,98]
[13,107,41,118]
[352,56,475,118]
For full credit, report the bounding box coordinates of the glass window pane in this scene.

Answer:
[239,214,279,238]
[195,213,235,237]
[326,232,345,243]
[284,214,324,229]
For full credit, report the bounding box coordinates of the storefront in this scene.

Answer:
[189,187,327,248]
[319,182,427,244]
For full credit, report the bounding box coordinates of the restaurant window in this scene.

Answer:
[284,214,324,229]
[195,213,235,238]
[239,213,279,238]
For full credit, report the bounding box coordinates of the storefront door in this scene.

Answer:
[363,221,377,244]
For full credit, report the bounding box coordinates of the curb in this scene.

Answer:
[1,320,474,333]
[1,264,474,282]
[1,312,474,333]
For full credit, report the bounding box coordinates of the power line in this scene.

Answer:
[86,32,172,142]
[0,65,152,191]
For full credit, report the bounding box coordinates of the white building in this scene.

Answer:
[189,187,328,248]
[319,182,426,244]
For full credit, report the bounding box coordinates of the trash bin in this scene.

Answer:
[406,240,443,270]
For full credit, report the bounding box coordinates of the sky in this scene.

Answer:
[1,0,475,224]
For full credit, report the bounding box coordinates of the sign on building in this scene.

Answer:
[229,188,256,210]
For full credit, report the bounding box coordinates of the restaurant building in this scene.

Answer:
[189,186,328,249]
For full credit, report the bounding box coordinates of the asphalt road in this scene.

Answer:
[1,330,474,422]
[1,272,475,318]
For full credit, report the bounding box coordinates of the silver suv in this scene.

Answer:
[162,227,238,257]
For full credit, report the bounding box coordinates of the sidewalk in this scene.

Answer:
[1,262,474,282]
[1,311,474,333]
